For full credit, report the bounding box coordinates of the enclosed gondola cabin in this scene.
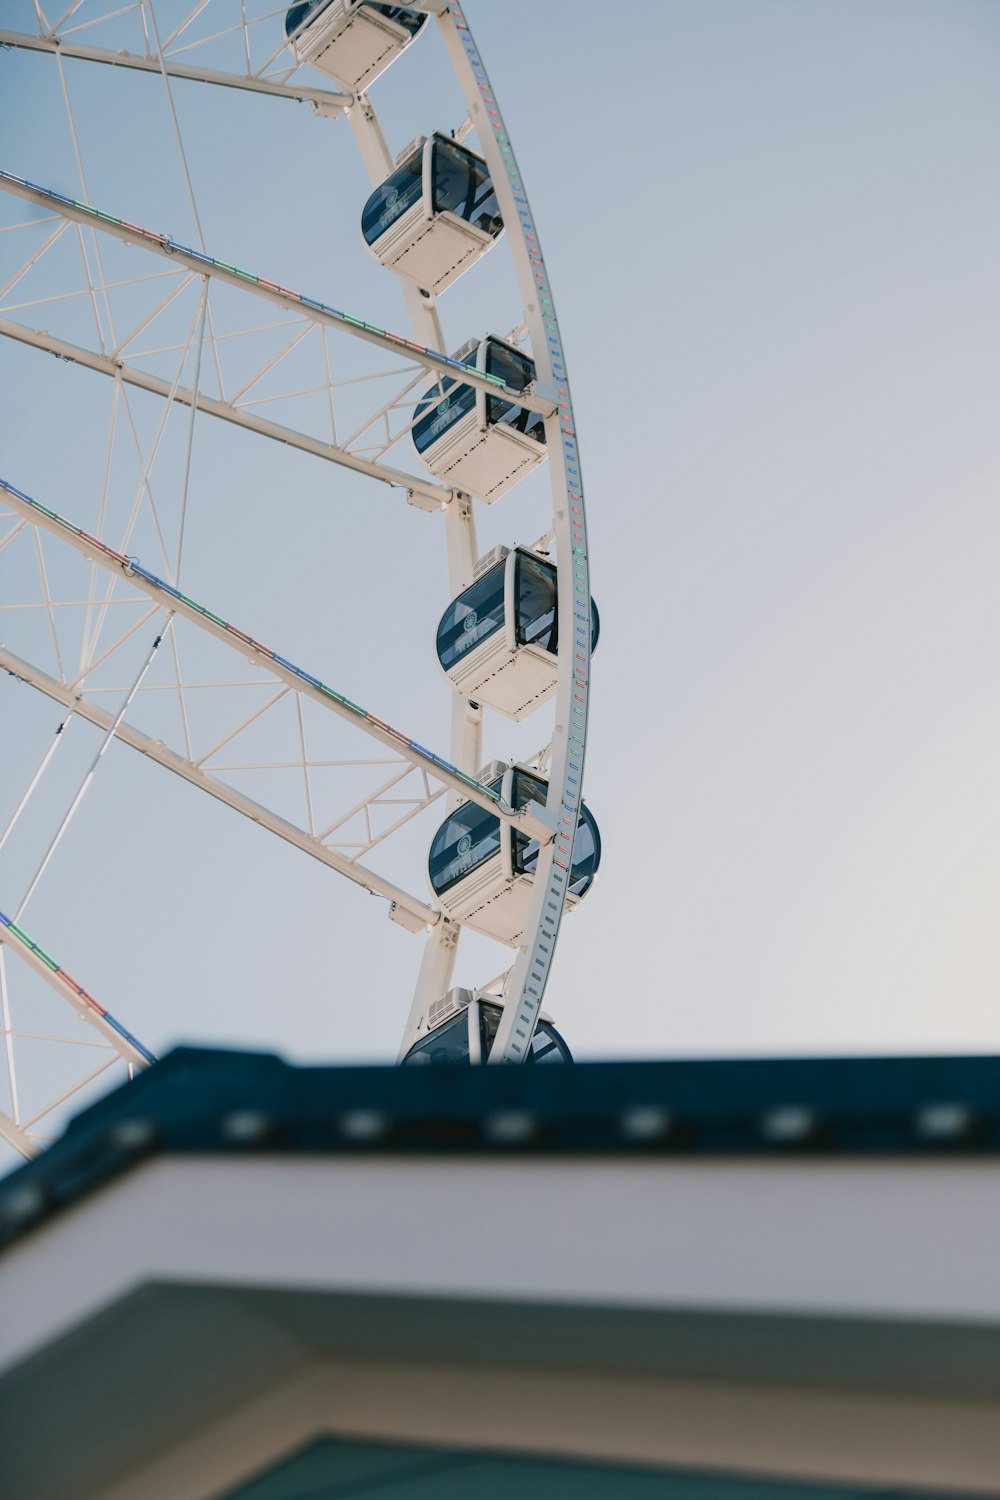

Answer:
[412,336,546,503]
[427,763,600,944]
[284,0,425,91]
[401,990,573,1066]
[361,134,503,295]
[436,545,600,720]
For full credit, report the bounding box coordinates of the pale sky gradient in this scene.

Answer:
[2,0,1000,1149]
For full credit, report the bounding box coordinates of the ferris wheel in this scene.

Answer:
[0,0,598,1161]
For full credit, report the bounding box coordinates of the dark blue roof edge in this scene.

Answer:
[3,1046,1000,1253]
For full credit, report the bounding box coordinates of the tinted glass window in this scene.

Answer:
[412,349,478,455]
[515,554,558,653]
[567,805,601,896]
[511,770,546,816]
[436,563,505,672]
[485,341,546,446]
[511,773,601,899]
[365,2,426,35]
[432,140,502,236]
[515,554,600,656]
[428,780,504,896]
[509,770,547,884]
[519,770,549,811]
[285,0,331,36]
[401,1010,470,1066]
[412,378,476,454]
[530,1022,573,1063]
[479,1001,502,1058]
[361,149,424,246]
[479,1002,572,1064]
[486,342,534,393]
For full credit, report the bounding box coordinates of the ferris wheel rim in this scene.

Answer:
[429,3,593,1063]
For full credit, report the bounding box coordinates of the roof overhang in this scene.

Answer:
[3,1049,1000,1498]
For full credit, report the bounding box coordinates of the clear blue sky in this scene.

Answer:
[2,0,1000,1155]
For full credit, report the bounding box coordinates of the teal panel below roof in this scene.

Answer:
[218,1435,972,1500]
[215,1439,462,1499]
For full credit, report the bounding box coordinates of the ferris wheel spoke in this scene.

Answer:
[0,320,448,503]
[0,645,440,929]
[0,27,353,107]
[0,174,557,414]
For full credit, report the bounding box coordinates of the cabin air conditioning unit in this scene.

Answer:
[476,759,509,787]
[473,545,511,580]
[426,985,472,1033]
[394,134,427,168]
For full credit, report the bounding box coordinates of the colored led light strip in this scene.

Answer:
[0,909,156,1063]
[0,478,501,807]
[0,169,513,393]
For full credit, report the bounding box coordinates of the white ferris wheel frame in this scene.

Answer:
[0,0,593,1154]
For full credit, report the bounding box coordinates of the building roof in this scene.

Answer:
[3,1046,999,1252]
[5,1048,1000,1499]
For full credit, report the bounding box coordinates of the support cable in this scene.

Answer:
[13,618,171,922]
[0,715,74,858]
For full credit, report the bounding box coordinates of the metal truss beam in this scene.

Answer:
[0,913,150,1067]
[0,646,439,930]
[0,318,448,506]
[0,30,353,111]
[0,485,552,842]
[0,174,555,416]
